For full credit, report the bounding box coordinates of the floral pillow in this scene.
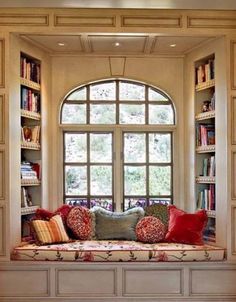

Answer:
[67,206,93,240]
[136,216,166,243]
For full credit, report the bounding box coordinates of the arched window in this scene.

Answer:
[61,79,175,211]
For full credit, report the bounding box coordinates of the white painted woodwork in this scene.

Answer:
[0,269,49,297]
[0,206,5,255]
[123,268,183,296]
[109,57,126,76]
[190,268,236,295]
[0,95,4,144]
[56,268,117,296]
[0,151,4,200]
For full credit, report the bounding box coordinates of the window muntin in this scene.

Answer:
[61,80,174,125]
[61,80,175,211]
[123,132,172,211]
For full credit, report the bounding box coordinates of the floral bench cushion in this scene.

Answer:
[12,240,225,262]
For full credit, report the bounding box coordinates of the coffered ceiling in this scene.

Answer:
[21,34,214,56]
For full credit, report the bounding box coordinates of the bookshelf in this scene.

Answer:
[194,54,216,243]
[20,52,41,239]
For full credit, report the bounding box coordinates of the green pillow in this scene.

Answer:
[144,204,169,228]
[91,207,144,240]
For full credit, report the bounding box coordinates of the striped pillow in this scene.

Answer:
[32,215,70,244]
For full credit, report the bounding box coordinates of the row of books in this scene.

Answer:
[21,187,33,208]
[204,220,216,241]
[202,156,215,177]
[21,87,40,113]
[197,185,215,211]
[196,124,215,146]
[196,59,215,84]
[21,57,40,84]
[21,125,40,144]
[21,161,40,179]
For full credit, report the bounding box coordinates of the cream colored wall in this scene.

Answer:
[50,55,184,210]
[184,37,228,248]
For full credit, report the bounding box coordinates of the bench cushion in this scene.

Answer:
[12,240,225,262]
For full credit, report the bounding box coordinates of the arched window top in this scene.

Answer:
[60,79,175,125]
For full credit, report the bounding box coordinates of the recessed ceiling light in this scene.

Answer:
[57,42,65,46]
[170,44,176,48]
[114,42,121,47]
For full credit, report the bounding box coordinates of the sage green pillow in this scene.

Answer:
[91,207,144,240]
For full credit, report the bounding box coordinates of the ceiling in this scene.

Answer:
[21,34,214,56]
[1,0,236,9]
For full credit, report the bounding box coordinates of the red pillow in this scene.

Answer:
[67,206,92,240]
[165,205,207,245]
[136,216,166,243]
[35,204,73,224]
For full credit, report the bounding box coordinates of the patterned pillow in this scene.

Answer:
[136,216,166,243]
[144,203,169,229]
[67,206,92,240]
[31,215,70,245]
[35,204,73,224]
[91,206,145,240]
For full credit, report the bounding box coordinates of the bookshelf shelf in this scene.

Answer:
[21,141,40,150]
[196,145,215,153]
[20,77,40,91]
[195,110,215,121]
[21,179,41,186]
[21,205,39,216]
[196,176,215,184]
[21,109,41,120]
[195,79,215,91]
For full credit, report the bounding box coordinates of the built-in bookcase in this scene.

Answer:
[20,52,41,239]
[194,54,216,243]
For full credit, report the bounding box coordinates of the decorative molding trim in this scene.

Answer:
[232,151,236,200]
[0,205,5,256]
[122,268,183,296]
[121,15,182,28]
[232,97,236,144]
[187,16,236,29]
[109,57,126,76]
[56,268,117,297]
[0,14,49,26]
[0,150,5,200]
[0,95,5,144]
[232,206,236,255]
[231,41,236,90]
[0,40,5,88]
[54,15,116,27]
[0,268,50,297]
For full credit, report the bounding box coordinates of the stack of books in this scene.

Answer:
[21,161,38,180]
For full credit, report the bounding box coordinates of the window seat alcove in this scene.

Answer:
[12,240,225,262]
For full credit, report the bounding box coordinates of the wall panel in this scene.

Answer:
[0,150,4,200]
[0,206,5,255]
[0,39,4,88]
[0,95,5,144]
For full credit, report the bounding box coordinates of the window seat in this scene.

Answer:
[12,240,225,262]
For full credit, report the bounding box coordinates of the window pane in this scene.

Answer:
[65,198,88,207]
[120,82,145,100]
[90,104,116,124]
[90,82,116,100]
[149,198,171,205]
[90,166,112,195]
[149,133,171,163]
[90,133,112,163]
[67,88,86,101]
[124,166,146,195]
[120,104,145,124]
[148,88,168,101]
[90,198,113,211]
[149,166,171,195]
[61,104,86,124]
[124,198,146,210]
[149,105,174,124]
[65,133,87,163]
[65,166,87,195]
[124,133,146,163]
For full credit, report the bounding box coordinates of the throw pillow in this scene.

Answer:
[136,216,166,243]
[144,203,169,229]
[91,206,144,240]
[31,215,70,245]
[165,205,208,245]
[35,204,73,224]
[67,206,93,240]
